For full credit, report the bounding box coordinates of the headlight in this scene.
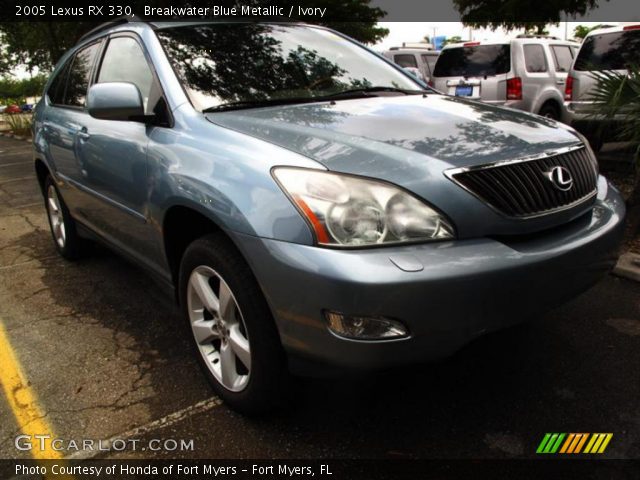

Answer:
[272,168,454,247]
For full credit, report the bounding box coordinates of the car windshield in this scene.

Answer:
[574,29,640,71]
[156,23,421,111]
[433,44,510,77]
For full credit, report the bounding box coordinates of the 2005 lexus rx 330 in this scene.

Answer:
[34,21,625,412]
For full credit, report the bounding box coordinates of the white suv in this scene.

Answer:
[432,36,579,120]
[563,24,640,151]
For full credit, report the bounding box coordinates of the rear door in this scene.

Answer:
[549,44,574,90]
[520,43,550,111]
[432,43,511,103]
[421,53,438,83]
[41,40,102,214]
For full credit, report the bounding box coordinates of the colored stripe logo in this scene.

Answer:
[537,433,613,454]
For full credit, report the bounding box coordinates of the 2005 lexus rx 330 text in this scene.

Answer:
[34,21,625,412]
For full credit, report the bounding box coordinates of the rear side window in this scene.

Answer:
[47,58,72,105]
[523,44,548,73]
[575,29,640,70]
[551,45,573,72]
[421,54,438,74]
[394,54,418,68]
[433,45,510,77]
[98,36,155,114]
[65,43,100,107]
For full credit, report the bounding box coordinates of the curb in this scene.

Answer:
[0,131,32,143]
[613,252,640,282]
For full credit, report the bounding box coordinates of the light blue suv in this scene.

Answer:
[34,20,625,413]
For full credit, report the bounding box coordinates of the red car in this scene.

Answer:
[5,104,22,114]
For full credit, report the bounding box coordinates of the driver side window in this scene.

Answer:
[97,36,159,116]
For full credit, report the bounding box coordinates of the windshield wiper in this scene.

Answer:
[202,96,320,113]
[319,86,426,100]
[202,87,427,113]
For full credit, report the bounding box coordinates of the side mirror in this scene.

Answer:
[87,82,145,121]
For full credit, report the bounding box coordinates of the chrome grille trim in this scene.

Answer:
[444,144,599,219]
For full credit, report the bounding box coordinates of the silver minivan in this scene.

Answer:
[563,23,640,151]
[383,47,439,84]
[432,36,580,120]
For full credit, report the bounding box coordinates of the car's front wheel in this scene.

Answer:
[179,233,289,413]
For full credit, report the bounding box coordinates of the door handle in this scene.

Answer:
[556,80,565,85]
[77,130,90,140]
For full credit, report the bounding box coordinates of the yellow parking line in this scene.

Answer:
[0,320,62,460]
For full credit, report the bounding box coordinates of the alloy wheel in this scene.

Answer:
[187,265,251,392]
[47,185,66,249]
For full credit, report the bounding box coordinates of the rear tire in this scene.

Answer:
[538,102,560,121]
[44,175,84,260]
[179,233,290,414]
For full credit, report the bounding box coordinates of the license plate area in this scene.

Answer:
[455,85,473,97]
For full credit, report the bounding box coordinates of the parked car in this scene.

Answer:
[5,104,22,114]
[383,47,439,85]
[34,21,624,413]
[0,105,6,113]
[563,23,640,151]
[21,103,34,112]
[432,35,580,120]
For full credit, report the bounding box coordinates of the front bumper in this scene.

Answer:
[234,177,625,374]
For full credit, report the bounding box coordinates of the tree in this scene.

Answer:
[452,0,599,32]
[525,25,549,36]
[573,24,615,40]
[0,74,47,102]
[443,35,463,46]
[591,67,640,208]
[0,1,388,73]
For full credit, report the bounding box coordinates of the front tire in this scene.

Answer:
[179,233,289,414]
[44,175,83,260]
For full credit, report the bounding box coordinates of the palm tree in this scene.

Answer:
[590,66,640,207]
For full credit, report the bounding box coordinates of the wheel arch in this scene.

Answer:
[535,94,563,117]
[162,201,241,292]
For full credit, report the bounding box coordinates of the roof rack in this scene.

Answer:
[390,43,434,51]
[515,34,561,40]
[77,16,145,44]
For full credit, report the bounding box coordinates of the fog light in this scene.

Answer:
[323,311,409,340]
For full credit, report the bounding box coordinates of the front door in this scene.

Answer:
[73,34,166,264]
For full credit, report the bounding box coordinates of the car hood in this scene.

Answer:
[206,94,581,179]
[205,94,592,237]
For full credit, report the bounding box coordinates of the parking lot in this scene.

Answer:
[0,134,639,461]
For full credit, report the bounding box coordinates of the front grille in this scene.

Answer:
[449,146,598,218]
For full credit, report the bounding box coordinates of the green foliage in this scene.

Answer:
[0,22,94,73]
[3,113,32,137]
[590,66,640,204]
[590,67,640,145]
[573,24,615,40]
[452,0,600,32]
[443,36,463,46]
[0,75,48,102]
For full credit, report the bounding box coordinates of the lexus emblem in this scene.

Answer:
[545,166,574,192]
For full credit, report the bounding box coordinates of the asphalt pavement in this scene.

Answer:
[0,135,638,461]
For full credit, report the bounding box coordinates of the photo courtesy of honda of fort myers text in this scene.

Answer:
[1,0,640,478]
